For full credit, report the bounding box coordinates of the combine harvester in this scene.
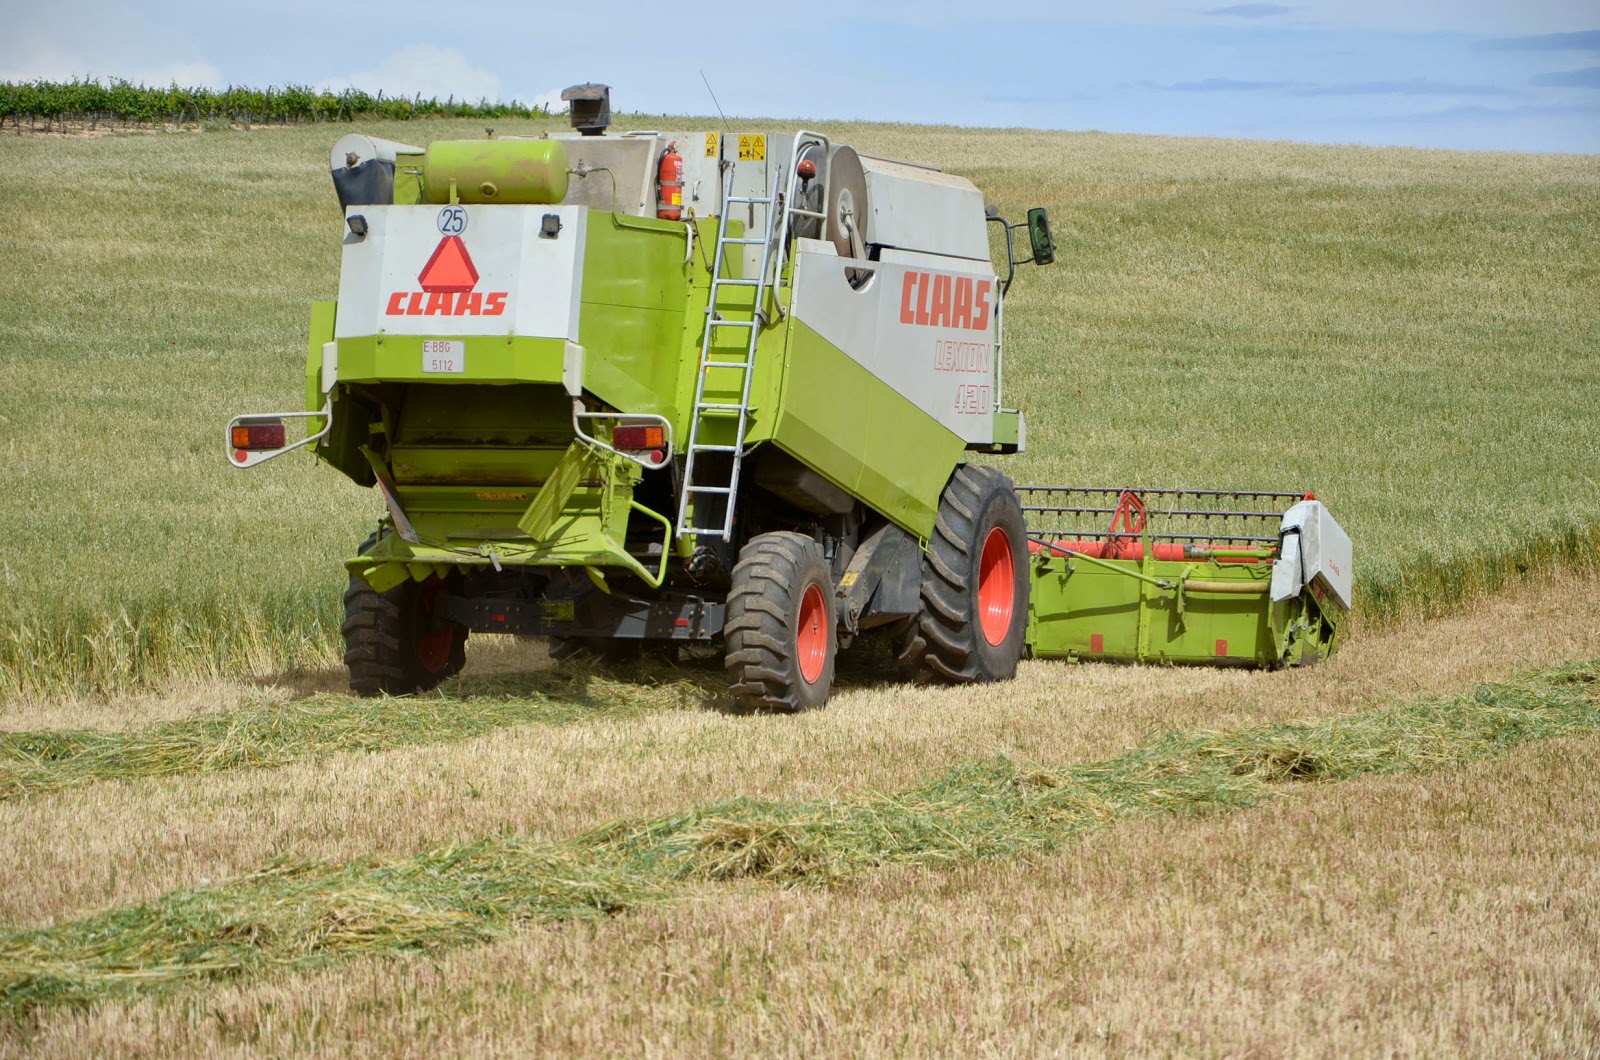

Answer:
[229,84,1351,709]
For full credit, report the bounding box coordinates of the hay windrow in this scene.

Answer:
[0,662,717,801]
[2,659,1595,1015]
[0,841,664,1012]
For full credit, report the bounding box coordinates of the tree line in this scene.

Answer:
[1,78,550,130]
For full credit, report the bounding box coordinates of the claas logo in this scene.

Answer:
[385,236,509,317]
[900,272,992,332]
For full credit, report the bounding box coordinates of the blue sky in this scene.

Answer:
[4,1,1597,152]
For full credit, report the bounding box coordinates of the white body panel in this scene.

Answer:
[790,244,1000,445]
[539,129,786,277]
[559,136,655,214]
[335,204,587,341]
[1271,501,1354,610]
[723,132,792,277]
[540,130,725,218]
[329,133,421,172]
[858,155,989,262]
[666,130,724,219]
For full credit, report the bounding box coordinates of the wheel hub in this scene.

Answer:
[978,526,1015,647]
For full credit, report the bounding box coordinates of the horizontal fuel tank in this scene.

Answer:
[423,139,570,205]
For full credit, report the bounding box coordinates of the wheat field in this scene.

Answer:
[0,116,1596,700]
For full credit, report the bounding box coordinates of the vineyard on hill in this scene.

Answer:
[0,78,547,131]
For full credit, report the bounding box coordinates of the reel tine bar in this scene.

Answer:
[1015,485,1306,546]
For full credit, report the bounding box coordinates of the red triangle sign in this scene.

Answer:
[418,236,479,293]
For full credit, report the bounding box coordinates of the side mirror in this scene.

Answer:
[1027,208,1055,266]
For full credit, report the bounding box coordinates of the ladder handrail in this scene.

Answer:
[675,131,834,542]
[771,130,831,298]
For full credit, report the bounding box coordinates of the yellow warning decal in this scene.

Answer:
[705,132,719,158]
[738,134,765,161]
[839,571,860,588]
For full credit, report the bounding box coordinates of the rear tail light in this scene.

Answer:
[231,420,287,451]
[613,424,666,450]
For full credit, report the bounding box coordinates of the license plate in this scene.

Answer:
[422,340,465,374]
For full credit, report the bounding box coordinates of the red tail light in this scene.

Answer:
[613,425,665,450]
[231,421,286,450]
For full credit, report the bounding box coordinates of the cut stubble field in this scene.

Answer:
[0,116,1597,1053]
[1,583,1598,1054]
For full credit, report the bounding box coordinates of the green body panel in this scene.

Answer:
[306,301,377,486]
[575,213,697,426]
[769,319,964,541]
[351,444,670,594]
[1026,551,1341,668]
[990,409,1022,450]
[305,300,335,423]
[691,250,781,456]
[392,153,426,205]
[387,449,566,488]
[336,335,568,385]
[381,383,574,495]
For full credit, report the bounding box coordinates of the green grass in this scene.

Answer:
[2,658,1594,1015]
[0,118,1595,701]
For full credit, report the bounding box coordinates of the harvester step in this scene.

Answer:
[690,443,739,453]
[705,318,757,328]
[716,279,762,287]
[696,402,746,411]
[726,196,774,205]
[700,358,752,370]
[721,238,768,245]
[686,485,734,495]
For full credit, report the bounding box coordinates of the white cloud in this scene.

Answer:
[127,61,224,87]
[0,42,222,87]
[321,44,502,102]
[532,86,567,113]
[0,36,84,81]
[0,16,222,86]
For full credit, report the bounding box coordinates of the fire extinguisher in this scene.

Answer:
[657,142,684,220]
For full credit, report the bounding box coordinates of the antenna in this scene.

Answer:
[699,69,728,130]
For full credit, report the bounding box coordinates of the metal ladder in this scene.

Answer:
[673,134,828,541]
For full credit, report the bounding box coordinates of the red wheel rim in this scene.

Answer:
[796,582,828,684]
[978,526,1016,647]
[416,579,454,674]
[417,630,453,673]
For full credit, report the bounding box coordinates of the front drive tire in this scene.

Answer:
[342,537,467,696]
[725,531,836,712]
[898,463,1029,683]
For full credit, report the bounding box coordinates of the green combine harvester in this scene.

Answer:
[229,84,1350,709]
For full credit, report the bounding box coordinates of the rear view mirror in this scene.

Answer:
[1027,208,1055,266]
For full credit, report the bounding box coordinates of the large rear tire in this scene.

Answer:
[342,536,467,696]
[725,531,836,712]
[897,464,1029,683]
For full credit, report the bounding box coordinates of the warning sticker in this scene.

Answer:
[738,134,765,161]
[705,132,719,158]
